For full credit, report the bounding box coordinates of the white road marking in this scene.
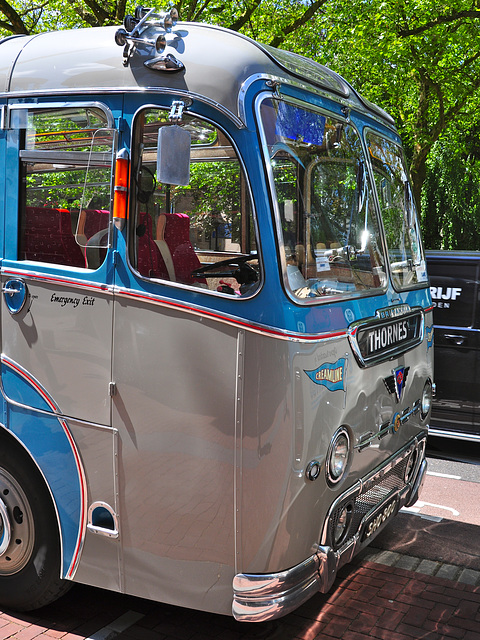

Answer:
[400,508,443,521]
[427,471,461,480]
[402,501,460,517]
[86,611,145,640]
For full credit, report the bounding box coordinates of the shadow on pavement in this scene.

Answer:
[371,511,480,570]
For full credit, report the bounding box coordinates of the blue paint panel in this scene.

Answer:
[7,404,82,577]
[114,88,431,340]
[1,359,83,577]
[1,362,53,411]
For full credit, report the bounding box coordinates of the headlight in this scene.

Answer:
[404,449,417,483]
[326,427,350,486]
[332,502,353,546]
[421,379,433,420]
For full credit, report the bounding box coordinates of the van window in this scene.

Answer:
[429,262,477,328]
[259,98,386,301]
[367,132,426,290]
[130,108,259,296]
[17,106,115,268]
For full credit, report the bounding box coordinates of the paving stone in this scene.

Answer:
[457,568,480,586]
[0,552,479,639]
[395,555,421,571]
[370,550,402,567]
[435,564,462,582]
[415,559,441,576]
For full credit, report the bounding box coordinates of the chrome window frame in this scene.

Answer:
[128,101,263,300]
[255,92,388,306]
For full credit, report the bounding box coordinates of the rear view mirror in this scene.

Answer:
[157,125,191,186]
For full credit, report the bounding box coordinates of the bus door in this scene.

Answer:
[110,104,262,610]
[0,102,121,584]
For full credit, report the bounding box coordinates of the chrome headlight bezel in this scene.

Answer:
[421,379,433,420]
[326,427,351,486]
[331,501,354,548]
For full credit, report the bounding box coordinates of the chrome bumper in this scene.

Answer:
[232,436,428,622]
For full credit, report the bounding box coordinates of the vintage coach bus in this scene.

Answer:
[0,7,433,622]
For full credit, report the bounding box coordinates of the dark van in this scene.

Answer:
[426,250,480,442]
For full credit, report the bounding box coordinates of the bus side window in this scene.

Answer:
[16,106,115,268]
[131,109,260,296]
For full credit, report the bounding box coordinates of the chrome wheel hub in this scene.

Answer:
[0,469,35,575]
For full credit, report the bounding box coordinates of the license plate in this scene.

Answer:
[362,497,398,541]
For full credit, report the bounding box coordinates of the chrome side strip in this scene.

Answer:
[428,426,480,443]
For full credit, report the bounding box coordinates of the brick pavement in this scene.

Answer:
[0,550,479,640]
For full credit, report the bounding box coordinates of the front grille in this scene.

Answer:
[350,456,408,531]
[326,453,410,548]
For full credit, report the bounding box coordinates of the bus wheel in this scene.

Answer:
[0,443,71,611]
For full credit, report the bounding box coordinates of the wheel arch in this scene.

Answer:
[0,423,63,559]
[0,412,86,580]
[0,422,75,610]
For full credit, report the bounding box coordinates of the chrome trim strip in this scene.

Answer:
[238,75,398,136]
[3,87,245,129]
[0,354,114,431]
[354,401,422,451]
[428,426,480,443]
[5,101,115,128]
[1,267,348,343]
[1,267,114,295]
[114,285,348,344]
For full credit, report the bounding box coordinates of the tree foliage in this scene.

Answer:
[422,127,480,250]
[315,2,480,213]
[3,1,480,248]
[0,1,329,40]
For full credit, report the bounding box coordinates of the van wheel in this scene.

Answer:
[0,442,71,611]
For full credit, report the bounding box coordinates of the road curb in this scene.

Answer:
[359,546,480,587]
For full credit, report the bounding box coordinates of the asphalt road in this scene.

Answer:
[370,434,480,569]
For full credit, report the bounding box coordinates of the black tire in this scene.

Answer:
[0,437,71,611]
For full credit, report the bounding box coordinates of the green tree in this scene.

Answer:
[0,1,329,39]
[315,1,480,212]
[5,0,480,249]
[422,126,480,250]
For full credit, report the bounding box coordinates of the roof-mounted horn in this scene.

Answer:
[115,6,183,71]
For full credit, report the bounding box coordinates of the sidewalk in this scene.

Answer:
[272,552,480,640]
[0,515,479,639]
[0,549,479,639]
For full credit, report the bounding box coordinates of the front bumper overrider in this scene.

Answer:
[232,435,427,622]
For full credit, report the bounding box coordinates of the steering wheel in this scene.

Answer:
[192,253,256,274]
[191,254,258,286]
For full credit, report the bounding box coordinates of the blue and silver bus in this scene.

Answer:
[0,7,433,622]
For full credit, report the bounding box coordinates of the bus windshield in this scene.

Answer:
[259,99,425,301]
[367,132,427,290]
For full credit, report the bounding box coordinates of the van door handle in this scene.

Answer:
[445,334,466,346]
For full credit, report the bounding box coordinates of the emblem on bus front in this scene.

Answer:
[384,366,409,403]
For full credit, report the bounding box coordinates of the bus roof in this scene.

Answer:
[0,19,394,128]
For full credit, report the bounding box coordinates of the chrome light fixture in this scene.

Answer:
[420,379,433,420]
[115,6,183,71]
[326,427,350,486]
